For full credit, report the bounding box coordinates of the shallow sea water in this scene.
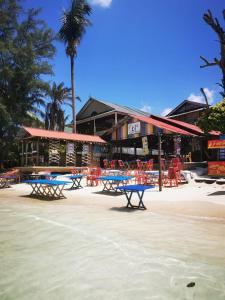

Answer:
[0,197,225,300]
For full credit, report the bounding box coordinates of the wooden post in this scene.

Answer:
[25,142,28,166]
[115,112,118,125]
[37,139,39,166]
[158,133,162,192]
[93,118,96,135]
[21,141,24,166]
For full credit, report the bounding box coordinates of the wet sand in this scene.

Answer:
[0,180,225,299]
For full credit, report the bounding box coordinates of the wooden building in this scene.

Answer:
[75,98,217,162]
[166,100,208,124]
[18,127,107,167]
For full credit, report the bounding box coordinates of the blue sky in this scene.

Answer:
[23,0,224,118]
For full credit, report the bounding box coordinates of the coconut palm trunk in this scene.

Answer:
[59,0,92,134]
[70,55,76,133]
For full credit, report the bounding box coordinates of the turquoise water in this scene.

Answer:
[0,199,225,300]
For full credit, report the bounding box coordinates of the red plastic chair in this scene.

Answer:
[164,167,178,187]
[86,168,102,186]
[134,170,146,184]
[103,159,109,169]
[110,160,116,169]
[136,160,143,170]
[146,159,153,171]
[118,160,126,170]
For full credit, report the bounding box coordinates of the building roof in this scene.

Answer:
[157,116,204,135]
[159,116,220,136]
[166,100,208,117]
[19,127,107,144]
[76,97,149,120]
[133,115,196,136]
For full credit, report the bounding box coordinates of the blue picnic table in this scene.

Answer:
[66,174,84,189]
[0,175,16,188]
[116,184,155,210]
[24,179,71,199]
[97,175,133,192]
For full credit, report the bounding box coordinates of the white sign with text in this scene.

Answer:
[128,122,141,135]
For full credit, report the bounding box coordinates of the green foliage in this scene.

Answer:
[197,99,225,134]
[0,0,56,167]
[59,0,91,58]
[45,82,72,131]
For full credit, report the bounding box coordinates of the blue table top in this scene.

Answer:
[67,175,83,179]
[97,176,133,181]
[0,175,16,179]
[116,185,155,191]
[23,179,71,185]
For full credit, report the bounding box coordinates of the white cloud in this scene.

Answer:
[91,0,112,8]
[161,107,172,116]
[140,105,151,113]
[187,88,214,105]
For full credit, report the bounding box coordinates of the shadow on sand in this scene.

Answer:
[92,191,123,197]
[207,191,225,196]
[110,206,137,213]
[19,195,62,201]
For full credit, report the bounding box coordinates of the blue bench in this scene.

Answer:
[115,184,155,210]
[97,176,133,192]
[24,179,71,199]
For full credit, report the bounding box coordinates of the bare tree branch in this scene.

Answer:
[200,88,209,109]
[200,56,219,68]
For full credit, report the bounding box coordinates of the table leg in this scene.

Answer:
[137,191,146,209]
[124,190,146,209]
[125,191,133,208]
[102,180,114,192]
[71,178,83,189]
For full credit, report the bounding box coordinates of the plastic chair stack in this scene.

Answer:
[164,166,178,187]
[86,168,102,186]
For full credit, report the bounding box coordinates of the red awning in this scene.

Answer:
[134,115,195,135]
[22,127,107,144]
[161,118,203,134]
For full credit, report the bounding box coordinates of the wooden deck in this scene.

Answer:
[18,162,207,174]
[18,166,83,174]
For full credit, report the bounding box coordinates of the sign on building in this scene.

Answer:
[67,143,74,154]
[142,136,149,155]
[82,144,90,154]
[208,161,225,176]
[128,122,141,135]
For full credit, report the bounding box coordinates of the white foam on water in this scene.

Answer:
[27,214,134,263]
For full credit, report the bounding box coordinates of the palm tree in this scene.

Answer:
[45,82,72,131]
[59,0,91,133]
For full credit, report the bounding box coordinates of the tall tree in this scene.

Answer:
[0,0,55,167]
[45,82,72,131]
[200,10,225,97]
[59,0,91,133]
[197,99,225,133]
